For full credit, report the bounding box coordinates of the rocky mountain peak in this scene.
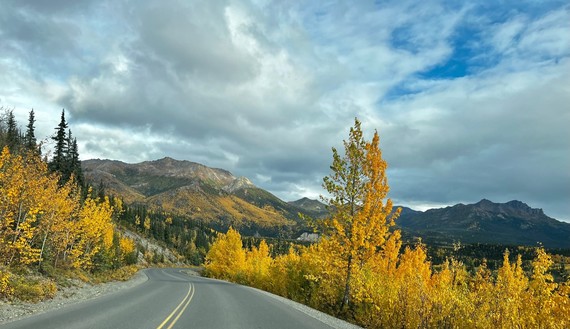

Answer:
[223,176,255,193]
[473,199,545,218]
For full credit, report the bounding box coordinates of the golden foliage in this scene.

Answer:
[204,227,246,281]
[0,147,136,272]
[204,120,570,328]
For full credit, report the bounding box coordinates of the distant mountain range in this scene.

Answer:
[83,157,570,248]
[396,199,570,248]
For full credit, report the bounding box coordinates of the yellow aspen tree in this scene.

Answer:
[73,195,115,269]
[469,260,494,329]
[429,259,470,328]
[269,246,301,298]
[552,280,570,328]
[119,235,136,264]
[245,240,272,289]
[204,227,246,281]
[36,178,76,267]
[320,118,400,313]
[393,245,432,328]
[528,247,558,328]
[494,250,528,329]
[0,148,45,265]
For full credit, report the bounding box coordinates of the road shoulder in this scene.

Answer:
[0,270,148,325]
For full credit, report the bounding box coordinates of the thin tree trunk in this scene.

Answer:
[340,254,353,313]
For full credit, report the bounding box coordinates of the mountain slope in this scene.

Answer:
[83,158,308,237]
[396,199,570,248]
[288,197,328,218]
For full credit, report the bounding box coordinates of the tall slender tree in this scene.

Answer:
[320,118,400,313]
[24,109,38,153]
[6,110,19,152]
[49,110,68,178]
[67,130,83,187]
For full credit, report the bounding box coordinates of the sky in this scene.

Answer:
[1,0,569,221]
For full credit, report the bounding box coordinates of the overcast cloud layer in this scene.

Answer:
[1,0,569,221]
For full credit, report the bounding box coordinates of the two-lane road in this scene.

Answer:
[1,269,359,329]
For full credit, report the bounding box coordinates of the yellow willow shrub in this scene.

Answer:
[204,227,246,281]
[244,240,272,290]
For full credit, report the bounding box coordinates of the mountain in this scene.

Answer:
[288,197,328,218]
[83,158,569,247]
[396,199,570,248]
[82,157,311,237]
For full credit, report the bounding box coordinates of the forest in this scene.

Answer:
[204,119,570,328]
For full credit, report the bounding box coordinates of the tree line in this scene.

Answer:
[204,119,570,328]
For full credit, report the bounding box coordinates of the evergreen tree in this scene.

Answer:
[50,110,68,177]
[6,110,19,152]
[24,109,38,153]
[67,130,83,187]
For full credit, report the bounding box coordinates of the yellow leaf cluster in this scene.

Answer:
[0,147,136,271]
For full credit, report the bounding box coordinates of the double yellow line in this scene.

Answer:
[156,283,195,329]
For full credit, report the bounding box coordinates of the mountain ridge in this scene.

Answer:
[83,157,569,247]
[395,199,570,248]
[82,157,310,237]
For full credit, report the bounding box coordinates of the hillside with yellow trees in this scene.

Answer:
[82,157,315,237]
[205,119,570,328]
[0,109,137,302]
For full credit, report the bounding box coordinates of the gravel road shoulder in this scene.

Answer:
[0,270,148,325]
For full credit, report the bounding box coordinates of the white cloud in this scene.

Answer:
[0,0,568,220]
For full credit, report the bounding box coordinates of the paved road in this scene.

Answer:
[1,269,356,329]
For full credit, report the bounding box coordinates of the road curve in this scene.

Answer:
[0,268,360,329]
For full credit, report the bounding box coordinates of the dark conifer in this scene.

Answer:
[49,109,69,183]
[67,130,84,187]
[6,110,19,152]
[24,109,38,153]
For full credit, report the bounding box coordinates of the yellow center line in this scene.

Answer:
[166,283,195,329]
[156,283,194,329]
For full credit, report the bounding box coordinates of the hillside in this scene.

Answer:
[82,158,311,237]
[396,199,570,248]
[83,158,570,247]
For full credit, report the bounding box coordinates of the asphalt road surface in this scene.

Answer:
[1,269,358,329]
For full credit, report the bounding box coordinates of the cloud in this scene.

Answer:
[0,0,568,221]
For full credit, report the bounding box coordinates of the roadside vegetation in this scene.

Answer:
[205,118,570,328]
[0,108,138,302]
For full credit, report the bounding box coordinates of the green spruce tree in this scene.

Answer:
[6,110,19,152]
[67,129,84,187]
[24,109,38,153]
[50,109,69,184]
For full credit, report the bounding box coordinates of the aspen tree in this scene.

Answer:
[205,227,246,281]
[321,118,400,313]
